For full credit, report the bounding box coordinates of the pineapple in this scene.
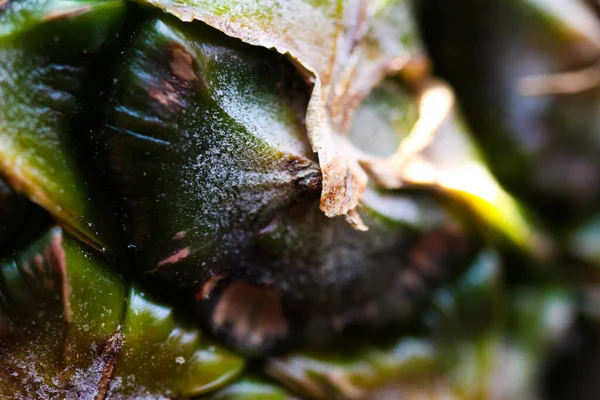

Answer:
[0,0,595,398]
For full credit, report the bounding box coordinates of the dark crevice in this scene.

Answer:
[0,180,54,259]
[66,3,147,263]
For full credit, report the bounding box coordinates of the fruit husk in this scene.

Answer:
[87,13,483,354]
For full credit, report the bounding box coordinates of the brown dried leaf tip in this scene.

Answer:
[95,329,122,400]
[212,281,288,349]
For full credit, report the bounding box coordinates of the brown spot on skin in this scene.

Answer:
[154,247,191,271]
[45,231,71,323]
[213,282,288,348]
[33,254,44,273]
[171,47,198,81]
[32,253,55,291]
[149,82,185,108]
[95,329,121,400]
[196,274,224,301]
[172,231,187,240]
[42,5,92,21]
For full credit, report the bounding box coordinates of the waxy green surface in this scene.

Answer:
[0,223,573,399]
[90,14,481,354]
[0,0,585,398]
[1,0,482,354]
[0,0,127,251]
[136,0,423,219]
[93,15,320,277]
[0,227,244,398]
